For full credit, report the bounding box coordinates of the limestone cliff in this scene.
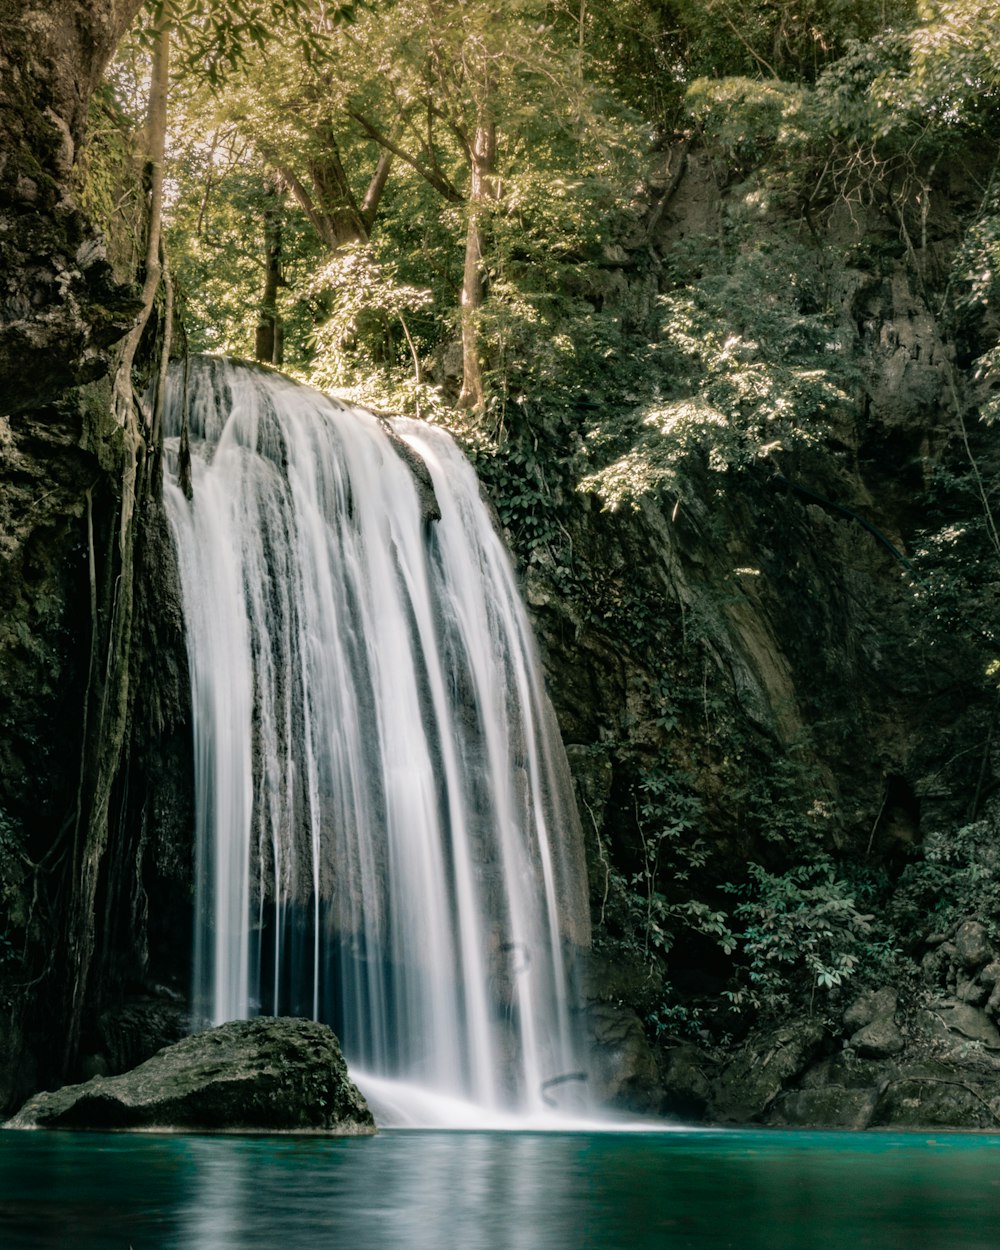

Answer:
[515,143,1000,1123]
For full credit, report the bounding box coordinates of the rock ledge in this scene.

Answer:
[5,1017,375,1135]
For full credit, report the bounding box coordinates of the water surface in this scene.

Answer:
[2,1126,999,1249]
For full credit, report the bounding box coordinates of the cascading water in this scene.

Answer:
[162,356,591,1125]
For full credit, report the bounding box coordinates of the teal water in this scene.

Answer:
[2,1126,999,1249]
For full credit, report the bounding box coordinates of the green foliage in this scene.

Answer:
[687,77,808,171]
[305,243,434,401]
[799,14,1000,213]
[898,0,1000,132]
[947,183,1000,367]
[585,0,916,122]
[79,84,147,280]
[630,765,734,956]
[139,0,658,429]
[475,143,651,428]
[889,821,1000,942]
[683,15,998,239]
[722,861,886,1013]
[144,0,361,85]
[591,756,736,1045]
[910,519,1000,653]
[581,238,857,511]
[165,143,315,360]
[735,742,840,853]
[474,437,569,557]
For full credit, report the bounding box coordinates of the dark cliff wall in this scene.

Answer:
[511,143,1000,1121]
[0,0,191,1111]
[0,0,144,414]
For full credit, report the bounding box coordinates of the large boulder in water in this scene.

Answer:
[4,1017,375,1135]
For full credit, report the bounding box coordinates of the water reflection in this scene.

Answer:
[2,1128,1000,1249]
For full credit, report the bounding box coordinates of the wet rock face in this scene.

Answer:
[766,1051,1000,1132]
[6,1017,376,1135]
[920,919,1000,1035]
[869,1071,998,1130]
[654,963,1000,1130]
[709,1019,828,1124]
[585,1000,662,1113]
[0,198,139,414]
[84,998,188,1079]
[755,924,1000,1130]
[0,393,97,836]
[0,381,194,1108]
[953,920,992,971]
[844,987,905,1059]
[0,3,199,1111]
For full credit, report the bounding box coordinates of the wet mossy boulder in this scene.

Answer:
[768,1085,881,1129]
[843,987,905,1059]
[5,1017,375,1135]
[765,1043,1000,1130]
[660,1043,714,1119]
[586,1000,663,1113]
[868,1063,1000,1130]
[710,1018,828,1123]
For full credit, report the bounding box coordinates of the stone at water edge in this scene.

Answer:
[4,1017,375,1134]
[843,987,905,1059]
[710,1018,827,1123]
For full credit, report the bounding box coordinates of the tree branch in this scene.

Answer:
[258,146,336,249]
[361,149,393,229]
[348,109,464,202]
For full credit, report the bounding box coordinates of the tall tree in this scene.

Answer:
[272,0,642,417]
[149,0,646,416]
[255,173,286,364]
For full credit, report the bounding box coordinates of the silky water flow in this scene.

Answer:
[163,357,591,1127]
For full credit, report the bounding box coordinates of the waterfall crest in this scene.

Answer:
[162,357,590,1122]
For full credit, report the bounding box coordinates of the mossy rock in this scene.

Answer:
[710,1019,828,1124]
[870,1073,1000,1130]
[767,1085,880,1129]
[6,1017,375,1135]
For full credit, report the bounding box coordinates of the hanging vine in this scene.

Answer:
[62,1,177,1072]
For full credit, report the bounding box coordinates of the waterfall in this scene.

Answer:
[162,357,591,1123]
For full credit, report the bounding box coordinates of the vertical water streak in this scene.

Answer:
[393,420,585,1108]
[163,357,589,1117]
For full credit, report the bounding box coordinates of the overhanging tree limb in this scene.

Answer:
[347,108,464,202]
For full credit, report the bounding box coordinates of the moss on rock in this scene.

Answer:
[6,1017,376,1135]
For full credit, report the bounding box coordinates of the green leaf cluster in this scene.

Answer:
[722,861,889,1013]
[889,820,1000,943]
[581,238,857,511]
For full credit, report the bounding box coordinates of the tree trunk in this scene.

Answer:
[255,178,284,365]
[456,116,497,415]
[114,5,170,411]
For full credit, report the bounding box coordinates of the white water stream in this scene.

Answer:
[162,357,590,1126]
